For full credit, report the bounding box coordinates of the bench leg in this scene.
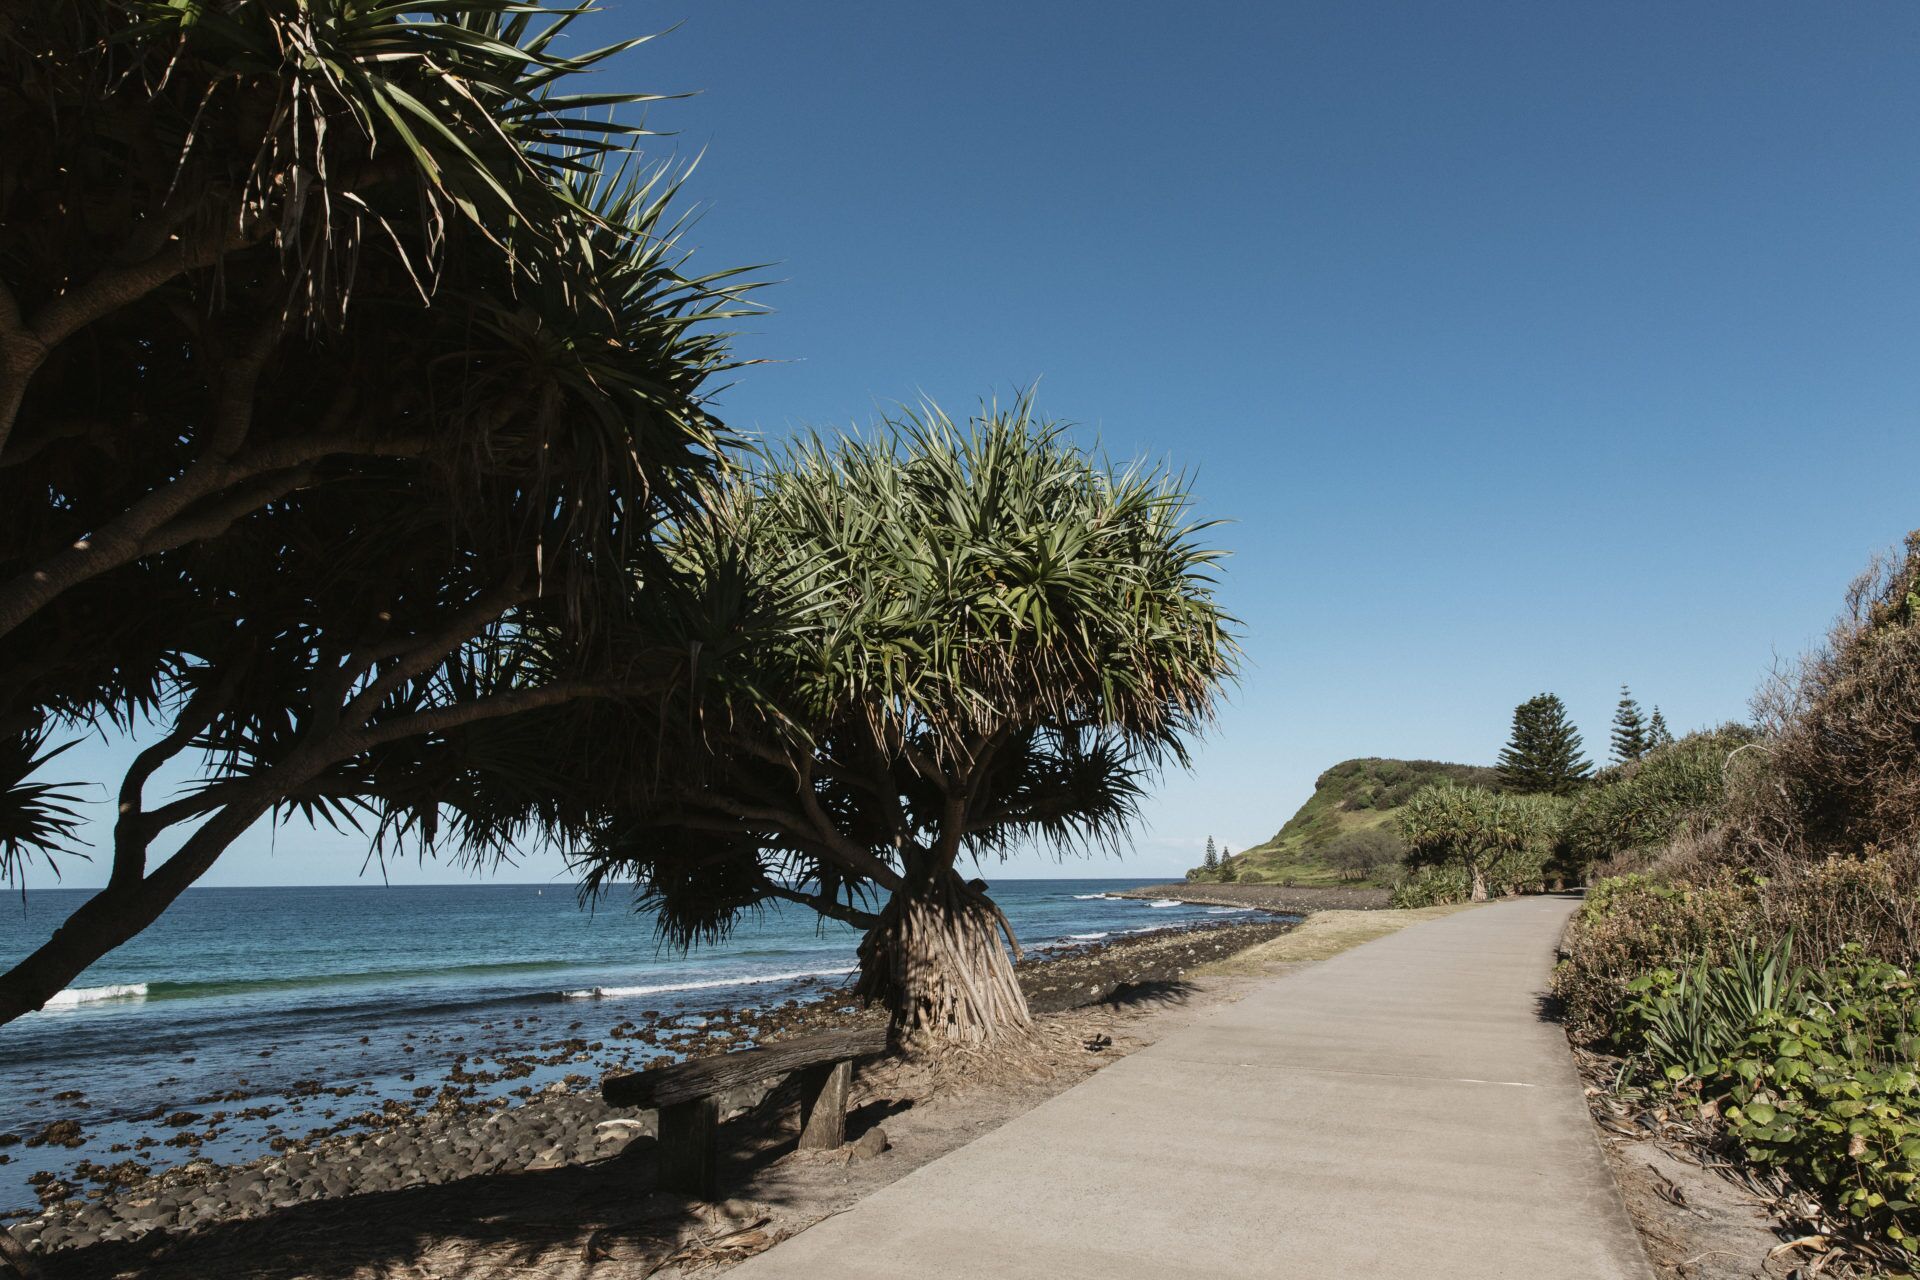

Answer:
[797,1059,853,1151]
[656,1097,719,1199]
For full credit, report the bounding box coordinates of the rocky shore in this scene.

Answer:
[7,917,1289,1258]
[1115,882,1393,912]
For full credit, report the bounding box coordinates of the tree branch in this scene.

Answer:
[959,725,1014,828]
[140,467,316,555]
[857,732,916,847]
[0,277,24,346]
[899,739,951,796]
[112,727,202,889]
[792,760,905,891]
[0,426,430,644]
[670,791,825,835]
[344,678,631,754]
[205,315,284,458]
[0,418,117,469]
[31,219,258,361]
[0,746,296,1023]
[761,881,879,930]
[336,582,533,729]
[0,218,264,459]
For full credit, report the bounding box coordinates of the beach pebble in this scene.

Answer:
[594,1117,653,1153]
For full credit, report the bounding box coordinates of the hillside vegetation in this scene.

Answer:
[1551,534,1920,1271]
[1199,758,1499,885]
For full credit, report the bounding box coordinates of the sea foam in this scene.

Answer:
[43,983,148,1007]
[562,966,855,1001]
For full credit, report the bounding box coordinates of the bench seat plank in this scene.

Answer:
[602,1025,890,1110]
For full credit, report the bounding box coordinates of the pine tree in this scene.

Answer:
[1203,836,1218,873]
[1610,686,1650,763]
[1647,706,1674,748]
[1218,846,1234,882]
[1496,693,1592,794]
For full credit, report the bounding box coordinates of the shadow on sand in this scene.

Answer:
[25,1081,877,1280]
[24,982,1185,1278]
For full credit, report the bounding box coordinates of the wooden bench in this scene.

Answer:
[602,1026,891,1198]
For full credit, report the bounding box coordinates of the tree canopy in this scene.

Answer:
[1496,693,1591,795]
[1398,782,1560,901]
[487,399,1239,1044]
[0,0,755,1023]
[1610,686,1650,763]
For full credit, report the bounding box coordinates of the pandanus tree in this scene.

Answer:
[0,0,756,1024]
[1398,782,1561,901]
[487,401,1238,1049]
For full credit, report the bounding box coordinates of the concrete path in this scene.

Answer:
[729,894,1653,1280]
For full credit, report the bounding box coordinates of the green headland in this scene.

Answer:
[1198,758,1499,886]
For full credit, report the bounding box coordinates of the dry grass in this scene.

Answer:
[1190,903,1483,976]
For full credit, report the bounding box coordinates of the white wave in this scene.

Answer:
[1147,898,1183,908]
[562,966,854,1001]
[44,983,148,1007]
[1071,893,1111,900]
[1063,932,1110,941]
[1206,907,1247,914]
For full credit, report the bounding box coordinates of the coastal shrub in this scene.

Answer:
[1384,779,1427,808]
[1561,539,1920,1260]
[1750,849,1920,971]
[1553,873,1760,1044]
[1626,947,1920,1260]
[1325,828,1403,881]
[1389,864,1470,908]
[1721,532,1920,872]
[1557,727,1755,878]
[1558,850,1920,1047]
[1620,937,1807,1079]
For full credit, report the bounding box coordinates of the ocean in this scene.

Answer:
[0,878,1245,1213]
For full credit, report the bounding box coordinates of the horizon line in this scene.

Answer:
[14,873,1181,893]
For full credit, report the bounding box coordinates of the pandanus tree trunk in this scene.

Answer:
[854,868,1031,1048]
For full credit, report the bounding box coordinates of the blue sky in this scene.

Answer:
[38,0,1920,888]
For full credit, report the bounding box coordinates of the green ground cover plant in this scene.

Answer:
[1619,942,1920,1259]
